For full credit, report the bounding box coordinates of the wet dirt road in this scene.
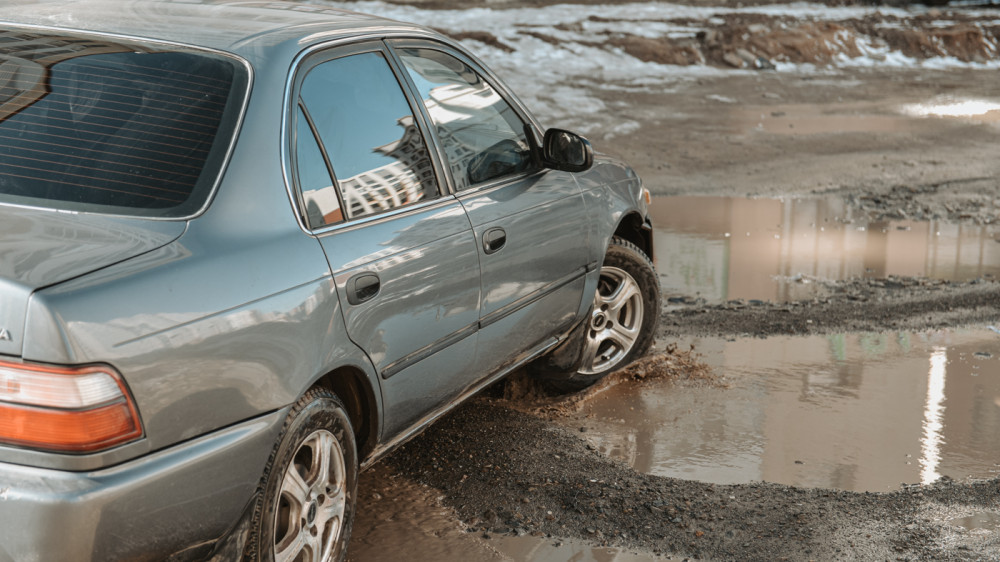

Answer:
[340,34,1000,562]
[346,195,1000,562]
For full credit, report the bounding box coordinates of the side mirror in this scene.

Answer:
[542,128,593,173]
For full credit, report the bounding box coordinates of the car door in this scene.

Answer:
[391,41,592,376]
[288,42,482,438]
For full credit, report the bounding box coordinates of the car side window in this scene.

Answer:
[396,48,533,191]
[297,50,439,224]
[295,107,345,226]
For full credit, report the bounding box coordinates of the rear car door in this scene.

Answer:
[391,41,591,375]
[288,42,481,437]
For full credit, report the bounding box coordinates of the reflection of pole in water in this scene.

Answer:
[920,349,947,485]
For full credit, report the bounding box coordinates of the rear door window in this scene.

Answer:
[0,30,246,217]
[294,49,439,226]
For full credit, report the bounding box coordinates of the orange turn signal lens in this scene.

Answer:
[0,360,143,453]
[0,401,142,452]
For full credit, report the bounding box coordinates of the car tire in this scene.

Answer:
[545,237,660,393]
[244,388,357,562]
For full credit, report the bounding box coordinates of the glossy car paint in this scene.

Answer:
[463,171,592,377]
[0,412,285,562]
[0,207,185,358]
[324,199,482,438]
[0,1,651,560]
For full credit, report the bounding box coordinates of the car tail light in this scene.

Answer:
[0,361,143,452]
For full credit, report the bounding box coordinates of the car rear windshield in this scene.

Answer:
[0,29,247,218]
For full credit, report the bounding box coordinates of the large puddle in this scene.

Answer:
[560,329,1000,492]
[650,196,1000,303]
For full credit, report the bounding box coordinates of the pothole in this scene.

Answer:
[558,328,1000,492]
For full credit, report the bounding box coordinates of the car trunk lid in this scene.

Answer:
[0,206,185,357]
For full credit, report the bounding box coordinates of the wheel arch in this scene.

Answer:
[312,366,379,459]
[611,211,653,261]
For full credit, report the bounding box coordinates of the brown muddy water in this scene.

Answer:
[560,329,1000,493]
[346,467,664,561]
[650,196,1000,303]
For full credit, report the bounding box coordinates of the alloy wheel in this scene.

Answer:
[580,265,644,375]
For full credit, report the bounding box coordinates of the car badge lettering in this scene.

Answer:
[0,328,11,342]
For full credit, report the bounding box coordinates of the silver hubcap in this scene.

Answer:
[580,266,644,375]
[274,429,347,562]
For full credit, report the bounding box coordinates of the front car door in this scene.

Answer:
[390,41,592,376]
[287,42,482,438]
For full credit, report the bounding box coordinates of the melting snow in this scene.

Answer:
[308,0,1000,126]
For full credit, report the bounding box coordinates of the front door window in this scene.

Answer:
[396,48,533,190]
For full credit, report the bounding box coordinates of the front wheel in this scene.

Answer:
[548,237,660,392]
[244,388,358,562]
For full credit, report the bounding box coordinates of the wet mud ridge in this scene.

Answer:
[661,276,1000,338]
[387,400,1000,561]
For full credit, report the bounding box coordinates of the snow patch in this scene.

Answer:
[305,0,1000,125]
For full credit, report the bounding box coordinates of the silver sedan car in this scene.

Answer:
[0,1,659,560]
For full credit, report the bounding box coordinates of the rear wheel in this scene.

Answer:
[547,237,660,392]
[245,388,357,562]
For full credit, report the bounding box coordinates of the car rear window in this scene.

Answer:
[0,30,247,218]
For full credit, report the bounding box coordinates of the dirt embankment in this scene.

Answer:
[440,9,1000,70]
[608,11,1000,69]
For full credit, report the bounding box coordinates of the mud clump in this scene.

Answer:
[497,345,716,417]
[613,343,718,386]
[607,36,706,66]
[707,20,866,67]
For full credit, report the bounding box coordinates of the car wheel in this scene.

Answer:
[548,237,660,392]
[244,388,357,562]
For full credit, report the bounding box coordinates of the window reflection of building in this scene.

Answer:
[0,31,135,122]
[302,51,530,223]
[303,115,435,221]
[402,52,529,190]
[424,82,527,190]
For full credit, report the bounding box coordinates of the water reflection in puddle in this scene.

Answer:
[561,329,1000,492]
[649,196,1000,303]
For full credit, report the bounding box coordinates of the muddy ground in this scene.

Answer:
[344,4,1000,561]
[622,68,1000,341]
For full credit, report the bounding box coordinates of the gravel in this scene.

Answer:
[387,400,1000,561]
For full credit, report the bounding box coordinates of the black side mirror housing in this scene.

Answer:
[541,128,593,173]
